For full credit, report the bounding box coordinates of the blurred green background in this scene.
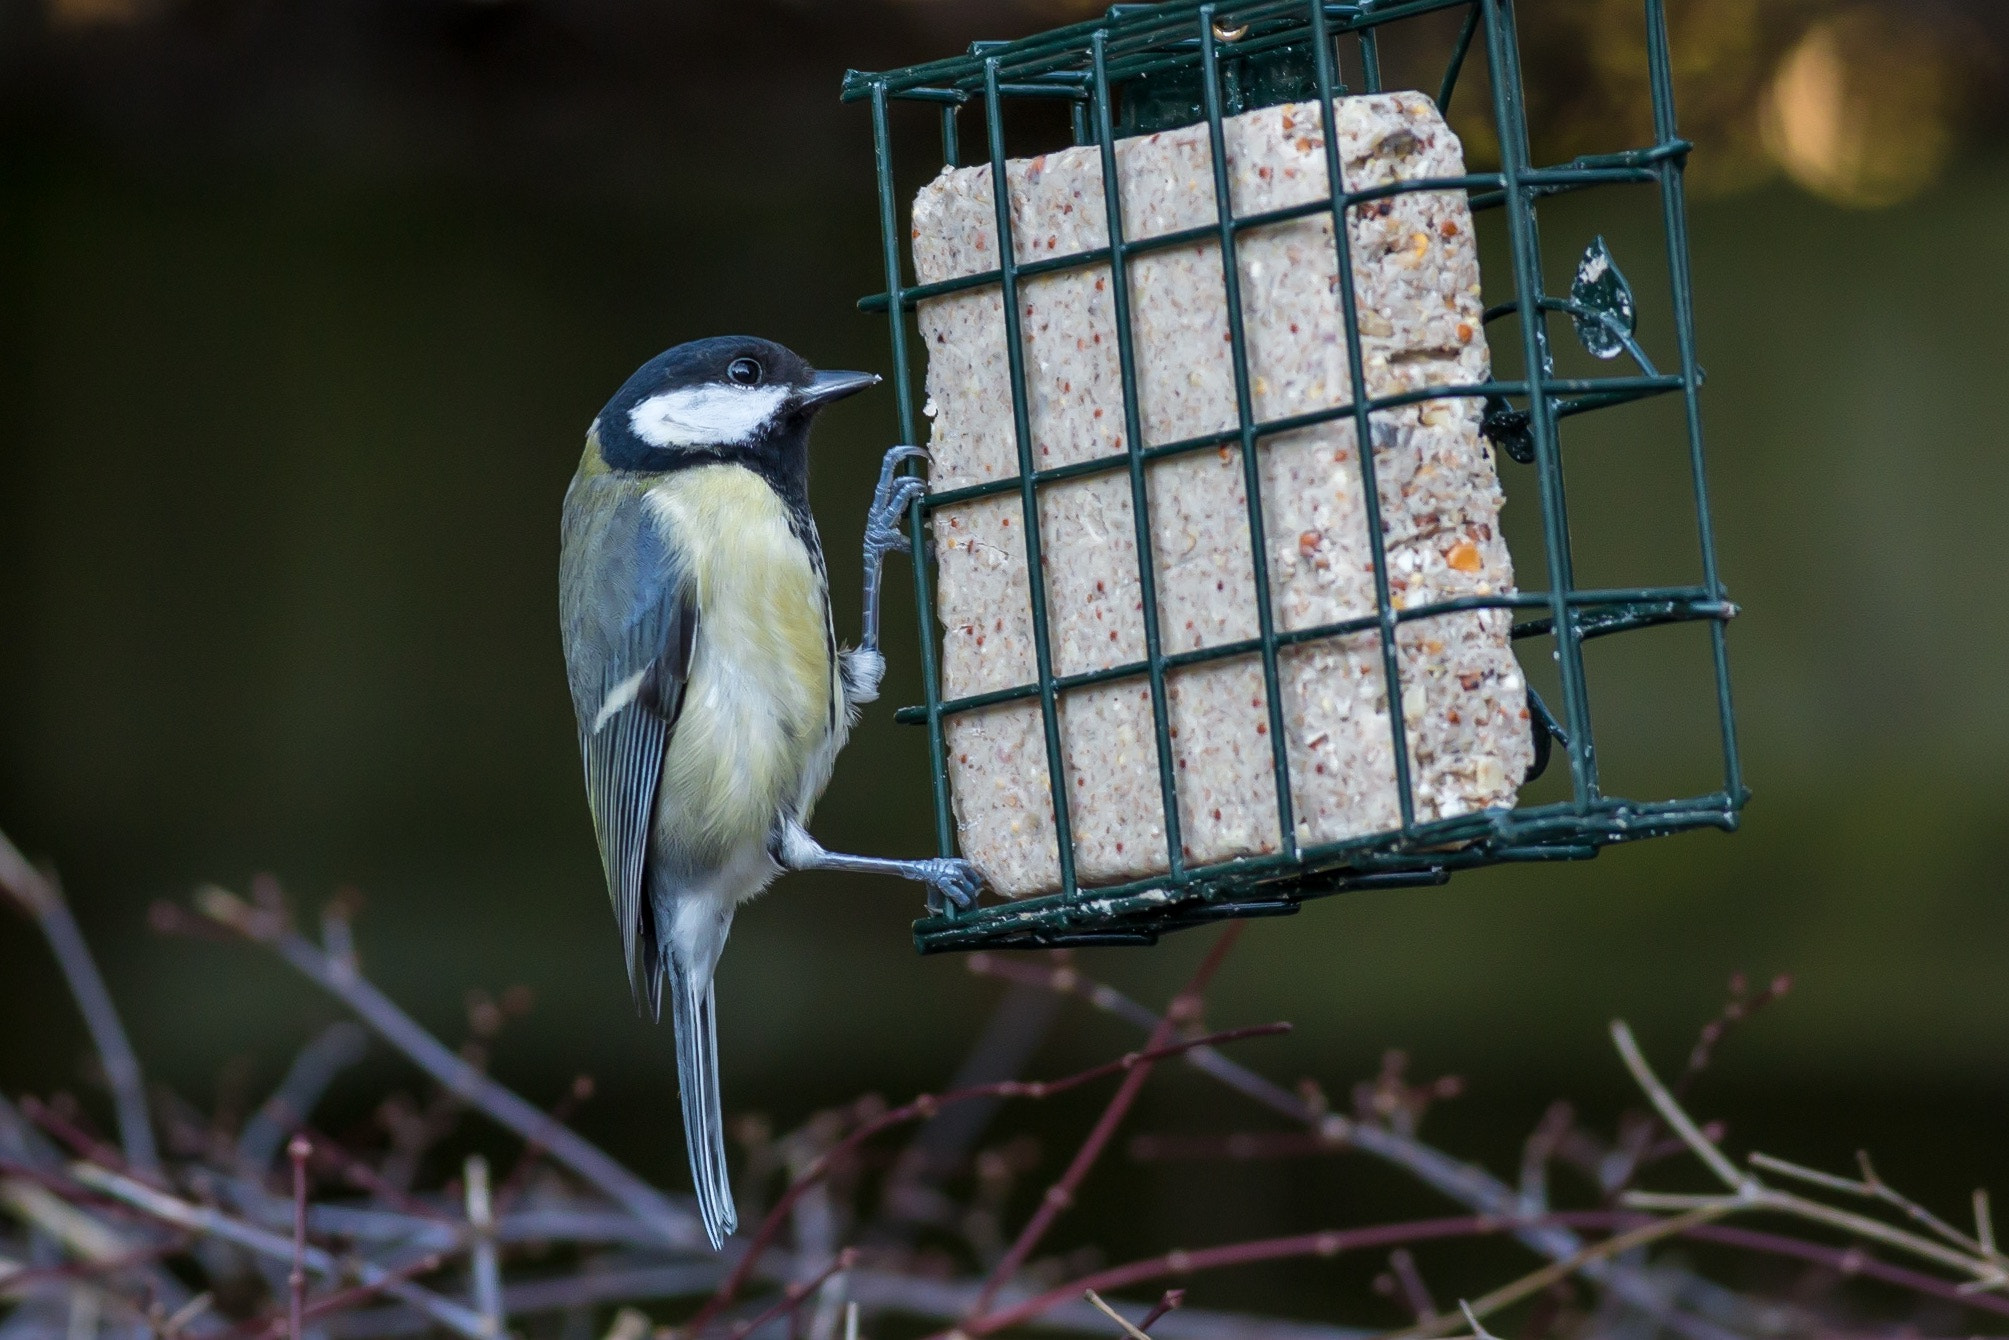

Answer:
[3,0,2008,1266]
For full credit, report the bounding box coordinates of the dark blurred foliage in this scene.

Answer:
[3,0,2009,1277]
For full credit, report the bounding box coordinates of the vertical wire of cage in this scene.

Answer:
[846,0,1745,953]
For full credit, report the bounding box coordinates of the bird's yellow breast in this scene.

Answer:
[645,465,835,867]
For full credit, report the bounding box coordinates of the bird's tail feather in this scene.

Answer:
[668,955,737,1250]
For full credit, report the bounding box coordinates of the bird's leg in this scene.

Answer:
[775,820,982,915]
[847,445,929,705]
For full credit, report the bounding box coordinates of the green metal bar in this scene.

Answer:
[858,173,1513,314]
[872,84,959,864]
[1309,0,1418,833]
[912,792,1744,951]
[911,372,1683,508]
[896,590,1732,724]
[1357,23,1382,92]
[1483,296,1660,377]
[982,56,1081,897]
[941,102,960,168]
[1645,0,1743,808]
[1484,0,1598,809]
[860,154,1689,320]
[1091,28,1188,881]
[840,0,1481,103]
[1200,7,1301,858]
[1436,2,1480,111]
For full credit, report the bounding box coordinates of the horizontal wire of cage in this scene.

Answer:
[843,0,1745,953]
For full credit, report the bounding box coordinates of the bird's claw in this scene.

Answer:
[873,444,929,509]
[918,858,983,915]
[865,446,930,564]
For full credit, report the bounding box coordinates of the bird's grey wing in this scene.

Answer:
[560,478,697,1009]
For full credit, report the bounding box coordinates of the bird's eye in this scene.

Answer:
[726,357,762,387]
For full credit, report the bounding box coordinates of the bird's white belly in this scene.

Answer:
[644,466,837,885]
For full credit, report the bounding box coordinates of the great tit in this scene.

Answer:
[559,336,981,1250]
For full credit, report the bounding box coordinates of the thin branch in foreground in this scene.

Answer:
[958,1215,1512,1338]
[290,1134,311,1340]
[493,1074,596,1214]
[0,832,160,1176]
[193,883,699,1249]
[1385,1249,1437,1327]
[973,924,1245,1317]
[1379,1205,1735,1340]
[255,1253,449,1339]
[1607,1022,1744,1192]
[465,1155,504,1338]
[1085,1288,1153,1340]
[17,1095,127,1173]
[1137,1289,1184,1332]
[68,1161,488,1339]
[970,943,1730,1340]
[1612,1020,2009,1294]
[237,1022,370,1174]
[688,1020,1290,1337]
[728,1248,858,1340]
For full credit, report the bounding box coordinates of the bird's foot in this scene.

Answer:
[917,858,983,915]
[864,445,929,566]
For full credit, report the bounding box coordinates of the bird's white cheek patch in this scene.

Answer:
[630,386,788,449]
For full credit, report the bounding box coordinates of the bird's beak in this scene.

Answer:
[797,369,881,409]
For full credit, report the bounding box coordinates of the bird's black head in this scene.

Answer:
[590,336,878,486]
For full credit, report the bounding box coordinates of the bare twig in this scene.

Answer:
[960,1216,1510,1337]
[68,1161,487,1338]
[973,925,1245,1315]
[1137,1289,1184,1332]
[492,1075,595,1213]
[1385,1249,1436,1326]
[1678,973,1791,1095]
[0,831,159,1176]
[255,1254,448,1339]
[163,1291,215,1336]
[1607,1022,1745,1192]
[1749,1148,1991,1259]
[238,1024,369,1173]
[464,1156,503,1338]
[1380,1206,1735,1340]
[688,1020,1290,1336]
[728,1248,858,1339]
[18,1096,126,1172]
[289,1135,311,1340]
[1612,1020,2009,1293]
[973,950,1728,1340]
[194,884,698,1248]
[1085,1288,1154,1340]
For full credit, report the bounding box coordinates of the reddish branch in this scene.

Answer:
[494,1074,596,1212]
[955,1208,2009,1338]
[18,1094,131,1175]
[300,1128,455,1224]
[972,924,1246,1316]
[1576,1215,2009,1323]
[1138,1289,1185,1330]
[684,1016,1288,1336]
[288,1135,311,1340]
[727,1247,858,1339]
[0,833,161,1176]
[959,1215,1514,1337]
[0,1239,189,1292]
[249,1254,449,1339]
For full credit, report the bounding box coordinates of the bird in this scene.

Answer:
[558,335,982,1251]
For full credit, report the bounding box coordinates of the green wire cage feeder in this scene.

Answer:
[842,0,1744,954]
